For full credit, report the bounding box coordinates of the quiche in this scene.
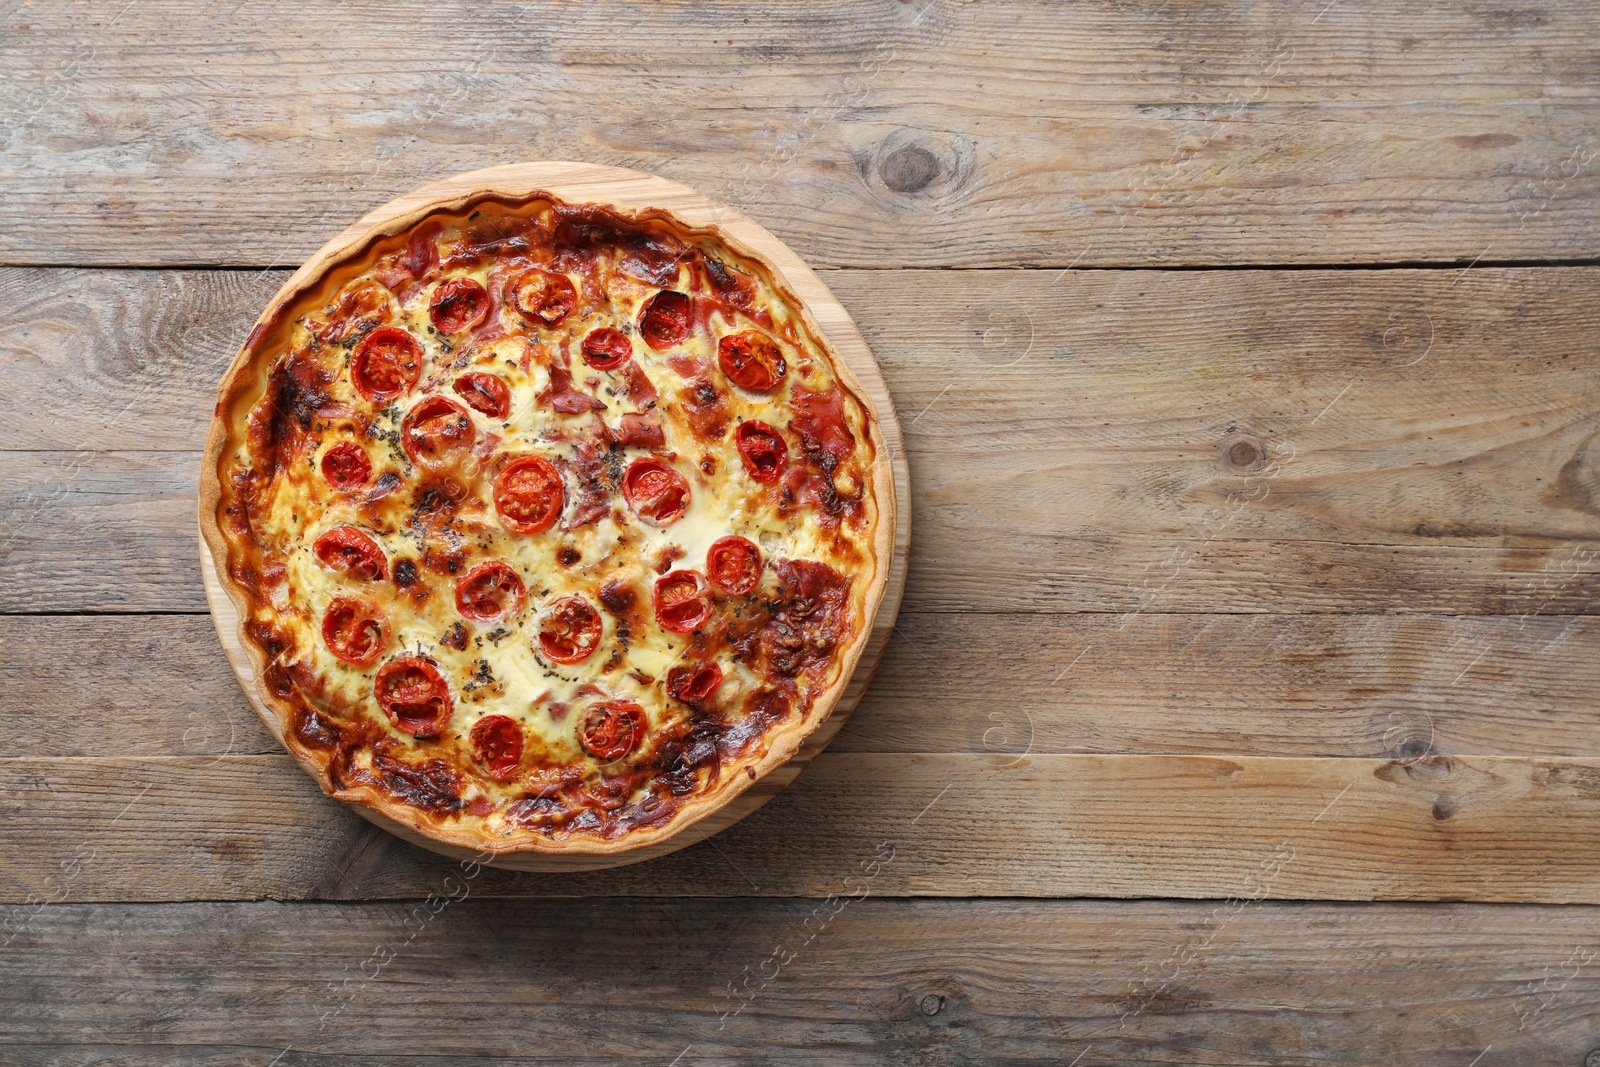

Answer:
[200,181,893,858]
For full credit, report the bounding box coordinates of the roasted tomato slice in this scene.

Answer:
[537,595,603,664]
[493,456,565,534]
[470,715,524,780]
[653,569,710,634]
[401,395,475,466]
[581,326,633,371]
[735,420,787,483]
[351,326,423,401]
[577,700,646,761]
[666,662,723,705]
[622,457,690,527]
[321,595,389,668]
[374,656,453,739]
[717,331,787,392]
[428,277,490,334]
[454,560,527,623]
[320,441,372,491]
[706,535,762,595]
[453,371,511,420]
[639,290,691,349]
[513,269,577,327]
[313,525,388,582]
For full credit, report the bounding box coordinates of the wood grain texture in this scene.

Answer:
[7,752,1600,902]
[7,0,1600,1054]
[0,450,201,613]
[12,612,1600,761]
[10,265,1600,614]
[6,898,1600,1066]
[0,267,284,450]
[13,263,1600,454]
[4,1,1599,269]
[0,616,278,758]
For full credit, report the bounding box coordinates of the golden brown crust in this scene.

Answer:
[199,166,895,861]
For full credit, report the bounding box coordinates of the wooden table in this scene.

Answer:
[5,2,1600,1063]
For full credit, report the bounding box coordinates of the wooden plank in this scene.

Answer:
[11,612,1600,761]
[6,752,1600,902]
[5,899,1600,1066]
[3,1,1599,268]
[862,263,1600,612]
[0,267,283,451]
[9,265,1600,613]
[12,264,1600,454]
[0,450,201,613]
[13,438,1600,614]
[0,757,372,905]
[799,612,1600,759]
[0,616,279,758]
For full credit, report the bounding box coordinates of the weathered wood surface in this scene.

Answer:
[5,751,1600,902]
[9,612,1600,761]
[7,0,1600,1059]
[16,264,1600,454]
[8,265,1600,615]
[3,1,1599,269]
[6,898,1600,1066]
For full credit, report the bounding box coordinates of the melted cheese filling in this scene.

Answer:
[227,205,877,835]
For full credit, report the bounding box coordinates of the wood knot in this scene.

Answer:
[1431,797,1458,821]
[1548,428,1600,518]
[859,130,972,203]
[1219,431,1266,472]
[880,145,941,193]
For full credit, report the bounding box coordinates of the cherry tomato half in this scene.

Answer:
[577,700,646,761]
[706,535,762,595]
[581,326,633,371]
[493,456,565,534]
[401,395,475,466]
[351,326,423,401]
[537,595,603,664]
[321,595,389,668]
[320,441,372,491]
[735,421,787,483]
[514,269,577,327]
[666,662,723,705]
[455,561,527,623]
[622,457,690,527]
[428,277,490,334]
[639,290,691,350]
[374,656,453,739]
[453,372,511,420]
[313,525,388,582]
[717,331,787,392]
[653,569,710,634]
[470,714,524,780]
